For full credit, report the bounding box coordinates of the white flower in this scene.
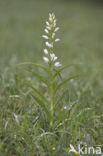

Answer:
[52,33,55,38]
[54,56,57,61]
[53,23,56,27]
[54,19,56,24]
[45,42,53,48]
[45,29,49,33]
[49,16,52,22]
[55,38,60,42]
[50,53,55,58]
[54,27,59,32]
[53,20,56,27]
[69,144,78,154]
[49,13,52,18]
[49,13,55,22]
[46,26,51,30]
[55,62,62,67]
[52,13,55,19]
[49,17,52,22]
[42,35,48,39]
[43,57,49,63]
[43,49,48,54]
[42,13,61,66]
[46,21,49,26]
[50,53,57,61]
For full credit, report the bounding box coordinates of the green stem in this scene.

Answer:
[48,23,55,128]
[49,64,54,128]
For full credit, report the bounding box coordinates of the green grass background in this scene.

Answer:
[0,0,103,155]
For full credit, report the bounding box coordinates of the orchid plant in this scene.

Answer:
[42,13,62,127]
[20,13,83,129]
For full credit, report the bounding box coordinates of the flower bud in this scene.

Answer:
[45,42,53,48]
[55,38,60,42]
[43,49,48,54]
[46,21,49,26]
[55,62,62,67]
[42,35,48,39]
[45,29,49,33]
[43,57,49,63]
[54,27,59,32]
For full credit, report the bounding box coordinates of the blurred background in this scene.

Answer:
[0,0,103,70]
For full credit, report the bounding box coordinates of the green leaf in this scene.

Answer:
[30,86,49,105]
[54,89,68,110]
[53,68,63,80]
[31,93,51,120]
[16,62,48,71]
[53,63,81,80]
[32,71,49,86]
[54,73,87,93]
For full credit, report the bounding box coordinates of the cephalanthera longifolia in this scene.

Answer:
[18,13,85,129]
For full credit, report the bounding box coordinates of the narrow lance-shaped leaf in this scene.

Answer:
[30,85,49,105]
[54,73,87,94]
[31,93,51,120]
[54,89,68,110]
[31,71,49,86]
[53,68,63,80]
[16,62,49,71]
[53,63,81,80]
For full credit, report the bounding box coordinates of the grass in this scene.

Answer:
[0,0,103,155]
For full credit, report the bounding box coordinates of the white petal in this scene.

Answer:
[49,17,52,22]
[46,26,51,30]
[52,33,55,38]
[49,13,52,18]
[52,13,55,19]
[50,53,58,61]
[53,20,56,27]
[54,19,56,24]
[50,53,55,61]
[55,38,60,42]
[55,62,62,67]
[42,35,48,39]
[50,53,55,58]
[53,23,56,27]
[43,57,49,63]
[54,56,57,61]
[45,29,49,33]
[46,21,49,26]
[45,42,53,48]
[54,27,59,32]
[43,49,48,54]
